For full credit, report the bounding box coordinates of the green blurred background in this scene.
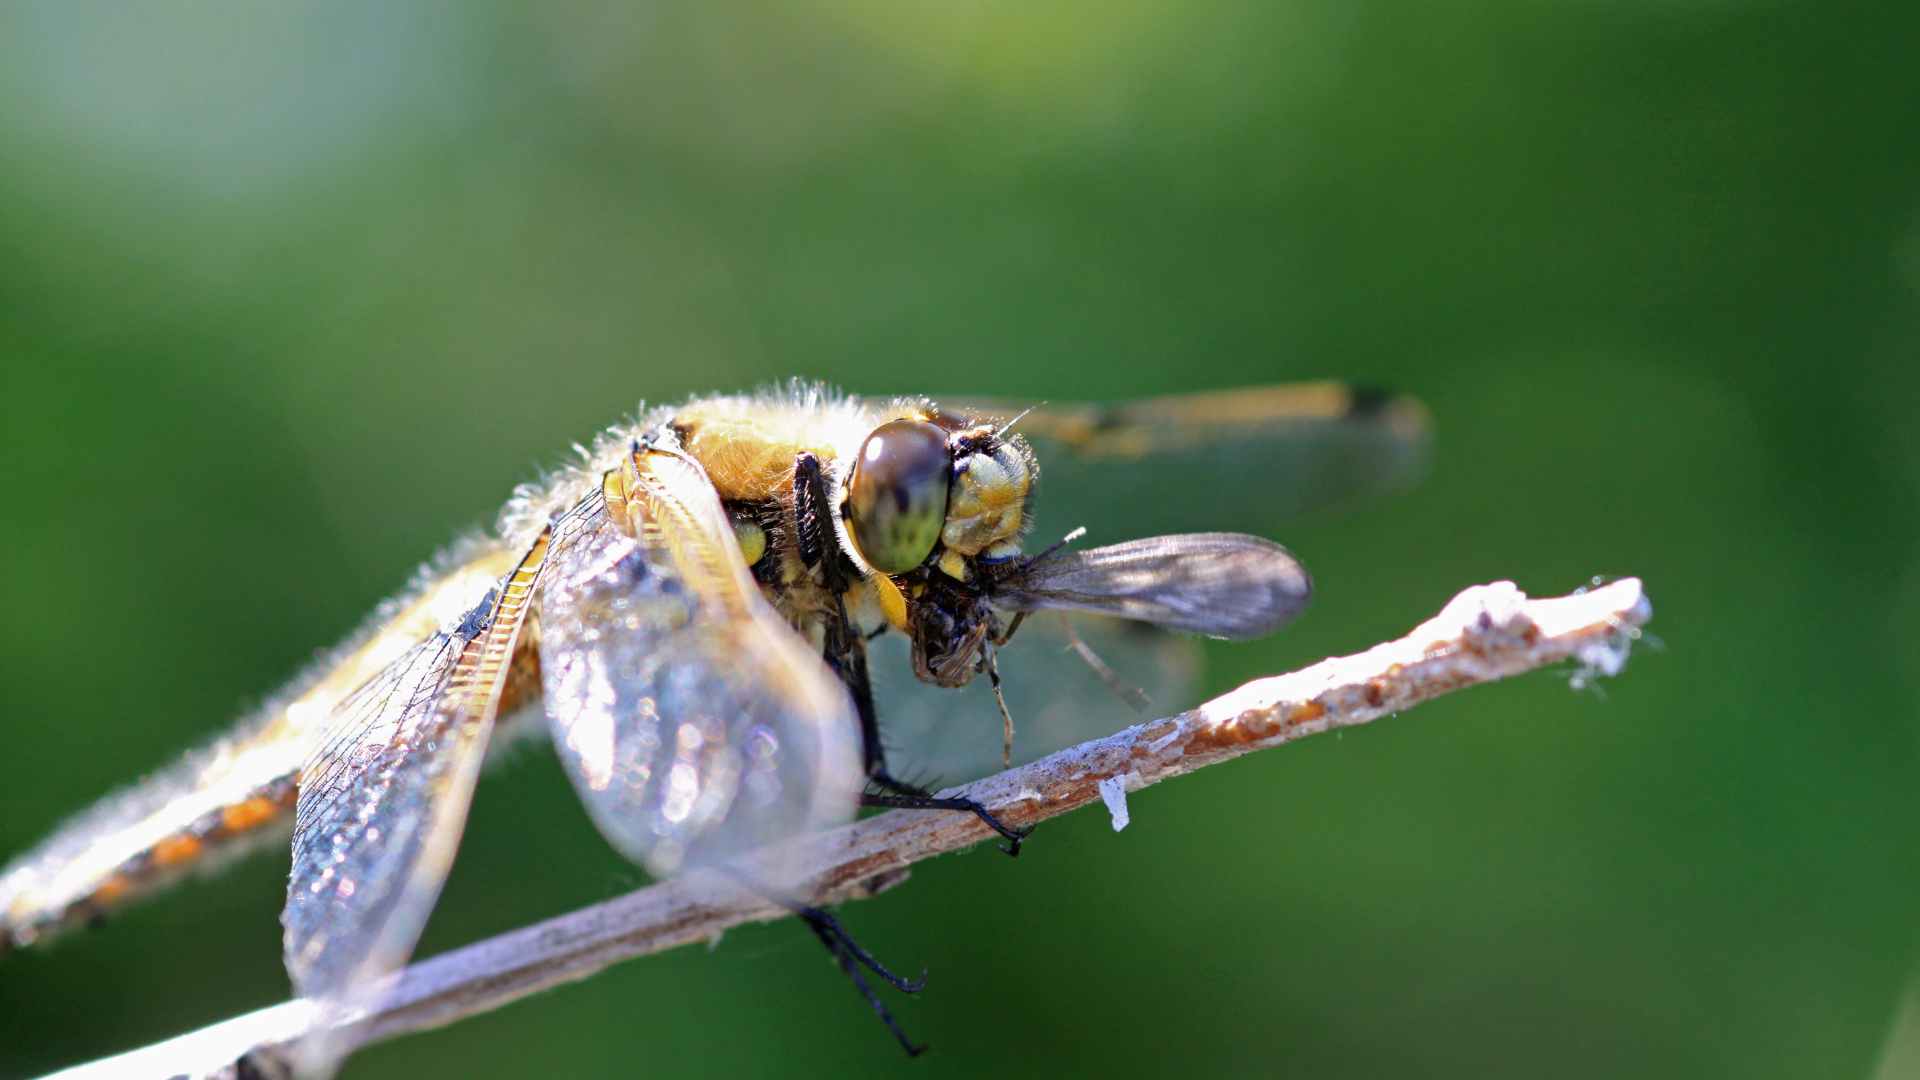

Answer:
[3,2,1917,1077]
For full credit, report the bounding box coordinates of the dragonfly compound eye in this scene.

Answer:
[846,418,952,574]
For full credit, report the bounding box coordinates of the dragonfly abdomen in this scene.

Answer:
[0,543,532,954]
[0,770,299,952]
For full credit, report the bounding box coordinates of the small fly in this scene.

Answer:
[0,381,1427,1069]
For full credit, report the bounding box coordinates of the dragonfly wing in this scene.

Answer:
[870,613,1201,786]
[282,528,554,1073]
[949,382,1430,540]
[539,448,863,887]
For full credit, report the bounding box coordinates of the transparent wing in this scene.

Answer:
[949,382,1430,541]
[871,614,1200,786]
[988,532,1311,639]
[539,447,863,887]
[284,631,462,995]
[282,527,553,1073]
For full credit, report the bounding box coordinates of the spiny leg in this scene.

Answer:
[724,865,927,1056]
[860,783,1031,856]
[802,908,928,1058]
[792,451,1032,856]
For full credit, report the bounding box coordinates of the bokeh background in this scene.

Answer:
[3,2,1917,1077]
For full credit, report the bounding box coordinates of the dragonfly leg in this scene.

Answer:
[793,905,926,993]
[798,906,928,1057]
[861,773,1032,857]
[724,863,928,1057]
[793,449,1033,857]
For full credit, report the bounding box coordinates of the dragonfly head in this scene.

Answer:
[833,407,1035,689]
[939,422,1034,562]
[833,405,1308,692]
[838,412,1034,578]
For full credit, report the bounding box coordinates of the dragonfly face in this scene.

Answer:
[686,402,1038,693]
[0,381,1428,1073]
[836,410,1035,689]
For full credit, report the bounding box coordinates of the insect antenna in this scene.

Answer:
[993,403,1041,440]
[1019,525,1088,570]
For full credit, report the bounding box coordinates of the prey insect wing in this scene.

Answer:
[988,532,1312,640]
[539,447,864,885]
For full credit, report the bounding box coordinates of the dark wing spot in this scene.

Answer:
[1347,385,1394,417]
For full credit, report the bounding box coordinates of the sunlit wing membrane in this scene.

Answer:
[950,382,1430,540]
[539,447,864,887]
[871,613,1200,786]
[989,533,1312,640]
[0,547,520,952]
[281,527,554,1073]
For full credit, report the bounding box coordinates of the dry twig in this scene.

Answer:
[42,577,1652,1080]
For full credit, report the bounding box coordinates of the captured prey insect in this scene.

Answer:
[0,381,1429,1071]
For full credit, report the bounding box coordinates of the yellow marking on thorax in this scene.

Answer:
[869,575,910,633]
[675,415,839,501]
[671,395,911,502]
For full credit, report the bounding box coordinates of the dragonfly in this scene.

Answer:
[0,381,1427,1070]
